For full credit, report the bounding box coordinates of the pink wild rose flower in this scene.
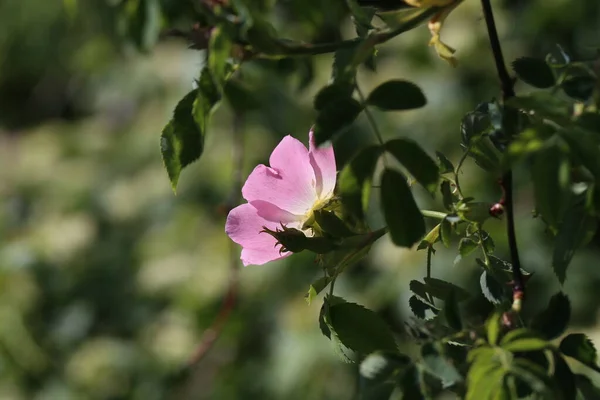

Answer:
[225,131,336,266]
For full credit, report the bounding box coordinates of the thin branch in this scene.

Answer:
[168,6,440,59]
[480,0,523,311]
[356,83,385,146]
[167,113,245,394]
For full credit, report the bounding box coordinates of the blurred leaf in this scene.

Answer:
[500,329,548,353]
[486,312,502,345]
[385,138,439,193]
[381,169,425,247]
[532,141,571,231]
[443,290,462,331]
[559,333,600,373]
[551,351,577,400]
[458,238,478,258]
[314,83,354,111]
[576,374,600,399]
[410,280,430,301]
[313,96,363,144]
[440,218,451,248]
[461,111,491,146]
[314,210,356,238]
[546,44,570,68]
[507,94,572,126]
[208,26,234,87]
[419,224,441,249]
[553,198,598,284]
[512,57,555,89]
[466,136,502,173]
[408,296,439,319]
[246,19,285,54]
[347,0,375,37]
[359,352,410,399]
[306,276,331,305]
[327,298,398,354]
[398,365,425,400]
[339,145,382,222]
[366,80,427,111]
[531,292,570,340]
[562,66,597,101]
[441,181,454,211]
[421,342,463,387]
[436,151,454,174]
[423,278,470,301]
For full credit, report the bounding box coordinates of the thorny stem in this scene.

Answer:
[426,247,435,304]
[480,0,523,311]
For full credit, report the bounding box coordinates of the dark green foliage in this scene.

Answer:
[384,138,439,193]
[366,80,427,111]
[338,146,382,223]
[531,292,571,340]
[560,333,600,373]
[512,57,555,88]
[381,169,425,247]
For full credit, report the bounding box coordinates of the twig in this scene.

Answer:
[356,83,385,146]
[167,113,245,393]
[480,0,523,311]
[165,7,440,59]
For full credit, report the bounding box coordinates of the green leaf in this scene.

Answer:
[511,57,555,89]
[459,238,478,258]
[507,94,572,126]
[531,292,571,340]
[327,299,397,354]
[532,141,571,231]
[421,342,463,387]
[551,351,577,400]
[381,169,425,247]
[423,278,470,302]
[436,151,454,174]
[461,110,491,146]
[562,66,596,101]
[161,70,221,192]
[366,80,426,111]
[208,26,234,87]
[553,198,598,284]
[398,365,425,400]
[501,329,548,353]
[480,270,505,305]
[359,351,410,399]
[347,0,375,37]
[441,181,454,211]
[466,136,502,173]
[409,296,437,319]
[419,224,441,249]
[440,218,452,248]
[314,83,354,111]
[305,276,331,305]
[575,374,600,399]
[443,290,462,331]
[338,146,382,223]
[313,96,364,145]
[560,333,600,373]
[486,313,502,345]
[314,210,356,238]
[384,138,439,193]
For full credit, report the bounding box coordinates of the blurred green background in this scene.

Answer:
[1,0,600,399]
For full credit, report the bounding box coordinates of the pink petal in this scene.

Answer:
[241,248,291,266]
[242,136,317,215]
[225,203,290,266]
[309,129,337,199]
[250,200,301,223]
